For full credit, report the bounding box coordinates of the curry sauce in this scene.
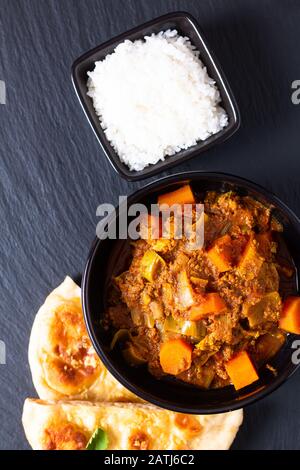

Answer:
[105,189,296,390]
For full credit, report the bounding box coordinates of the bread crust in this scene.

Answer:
[28,276,137,402]
[22,398,243,450]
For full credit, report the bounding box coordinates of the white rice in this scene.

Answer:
[87,30,228,171]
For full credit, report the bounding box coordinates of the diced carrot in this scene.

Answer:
[158,184,195,207]
[140,250,165,282]
[189,293,226,320]
[159,339,193,375]
[237,234,264,277]
[207,234,232,272]
[279,296,300,334]
[225,351,259,390]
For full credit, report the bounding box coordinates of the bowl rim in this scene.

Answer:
[82,171,300,413]
[71,11,241,181]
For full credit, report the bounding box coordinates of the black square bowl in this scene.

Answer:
[72,12,240,181]
[82,172,300,414]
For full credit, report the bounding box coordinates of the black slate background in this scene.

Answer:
[0,0,300,450]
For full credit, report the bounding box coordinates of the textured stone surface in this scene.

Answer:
[0,0,300,450]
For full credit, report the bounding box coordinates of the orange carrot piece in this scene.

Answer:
[158,184,195,207]
[279,296,300,334]
[225,351,259,390]
[207,234,232,273]
[189,293,226,320]
[159,339,193,375]
[237,235,264,276]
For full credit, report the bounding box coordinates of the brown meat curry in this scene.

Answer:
[105,188,294,390]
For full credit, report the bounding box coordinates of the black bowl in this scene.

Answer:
[82,172,300,413]
[72,12,240,181]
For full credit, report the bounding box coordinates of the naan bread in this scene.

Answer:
[22,399,243,450]
[28,276,138,402]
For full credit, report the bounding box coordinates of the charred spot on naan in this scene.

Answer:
[174,414,203,437]
[43,298,101,395]
[43,421,88,450]
[128,430,151,450]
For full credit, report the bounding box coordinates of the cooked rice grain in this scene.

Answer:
[87,30,228,171]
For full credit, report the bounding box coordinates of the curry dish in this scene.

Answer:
[105,185,297,390]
